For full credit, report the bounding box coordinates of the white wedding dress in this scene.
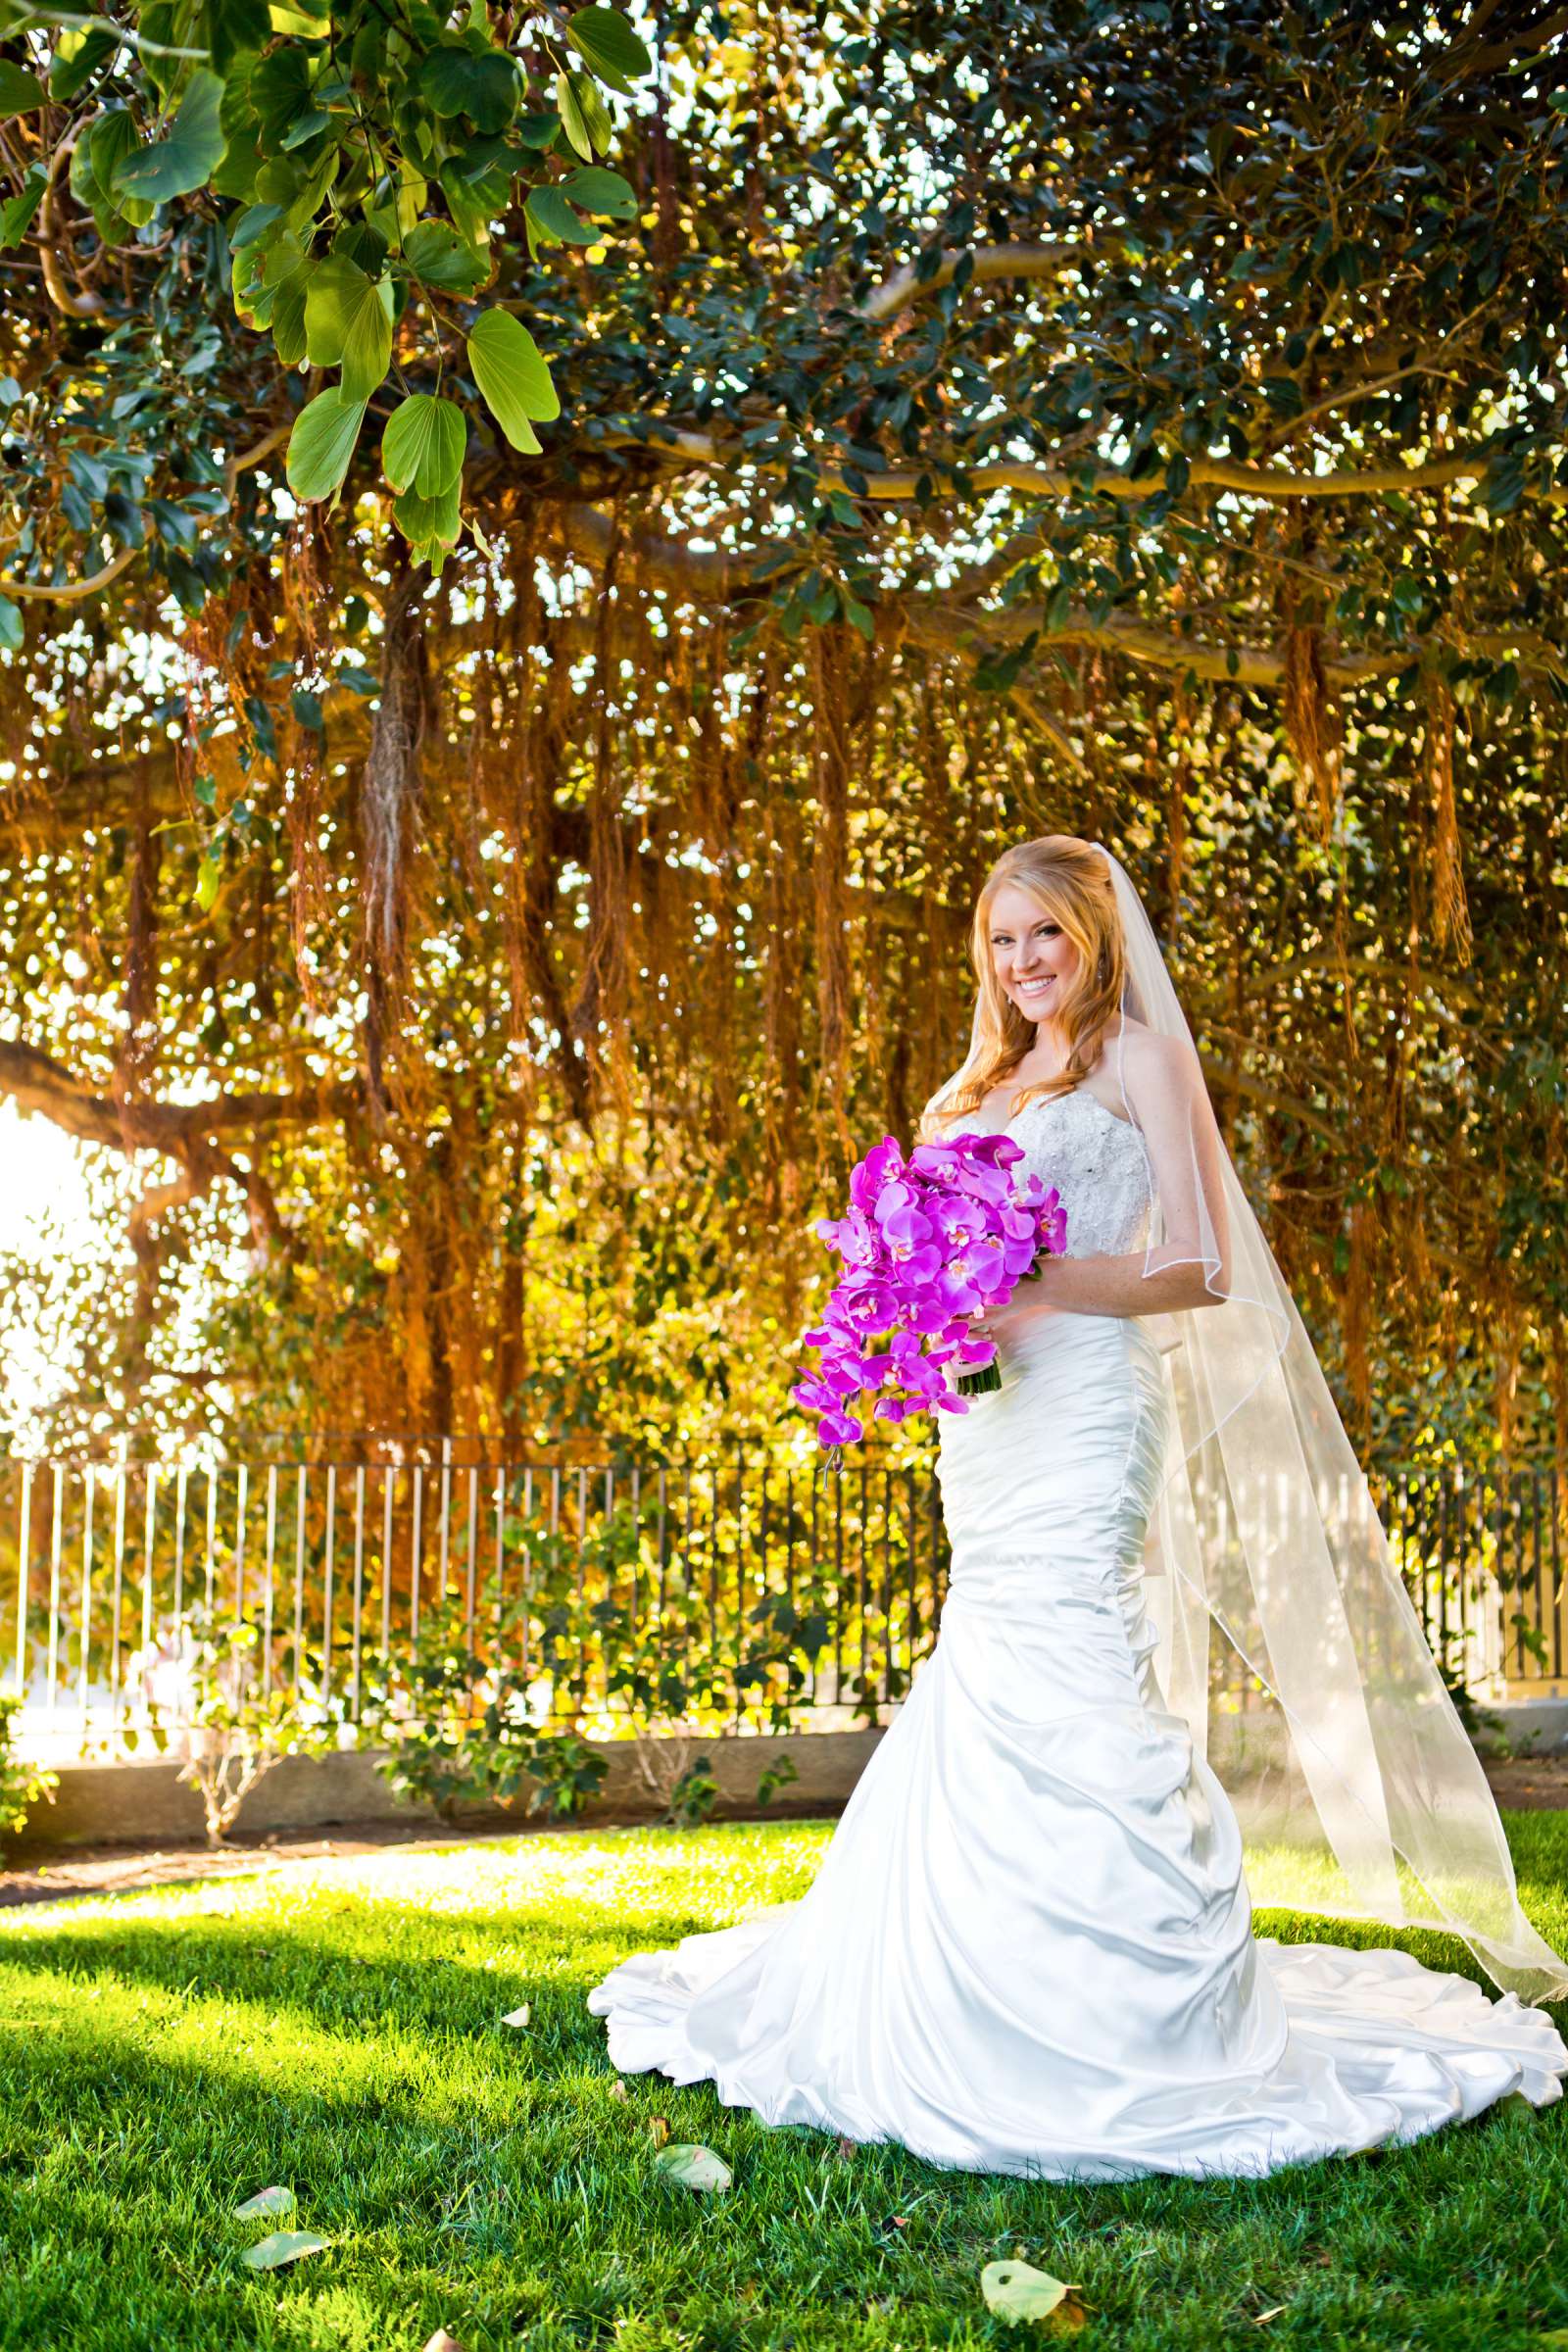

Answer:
[586,1088,1567,2180]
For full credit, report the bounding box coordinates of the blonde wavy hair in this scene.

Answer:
[919,836,1127,1141]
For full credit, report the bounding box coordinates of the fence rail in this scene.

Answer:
[0,1451,1561,1762]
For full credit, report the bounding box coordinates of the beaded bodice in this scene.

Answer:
[980,1088,1153,1259]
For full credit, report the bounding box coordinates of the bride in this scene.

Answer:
[587,834,1567,2180]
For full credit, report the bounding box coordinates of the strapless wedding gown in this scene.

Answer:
[586,1090,1567,2179]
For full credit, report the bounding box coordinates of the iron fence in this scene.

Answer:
[0,1448,1561,1762]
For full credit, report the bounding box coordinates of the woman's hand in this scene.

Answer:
[971,1263,1059,1353]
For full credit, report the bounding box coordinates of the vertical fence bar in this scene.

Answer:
[261,1467,278,1698]
[784,1465,796,1695]
[232,1464,249,1623]
[603,1465,615,1718]
[13,1461,31,1697]
[203,1464,218,1614]
[45,1463,64,1717]
[1551,1467,1564,1681]
[108,1461,128,1739]
[464,1466,479,1648]
[572,1466,588,1711]
[906,1464,919,1683]
[708,1461,719,1669]
[172,1464,187,1620]
[519,1466,536,1683]
[321,1464,338,1705]
[291,1466,309,1709]
[138,1464,159,1711]
[627,1464,642,1711]
[492,1467,507,1645]
[410,1466,424,1642]
[808,1463,820,1705]
[381,1467,396,1665]
[77,1464,96,1738]
[437,1454,452,1602]
[350,1464,367,1724]
[879,1464,893,1707]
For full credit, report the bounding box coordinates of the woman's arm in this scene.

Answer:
[985,1032,1232,1333]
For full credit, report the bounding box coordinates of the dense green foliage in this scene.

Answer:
[0,1821,1565,2349]
[1,2,1567,1473]
[0,0,650,572]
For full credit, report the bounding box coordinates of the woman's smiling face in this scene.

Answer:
[987,883,1082,1023]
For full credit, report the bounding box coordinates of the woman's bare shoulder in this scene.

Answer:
[1105,1017,1202,1094]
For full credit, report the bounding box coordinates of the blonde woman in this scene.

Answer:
[588,837,1567,2180]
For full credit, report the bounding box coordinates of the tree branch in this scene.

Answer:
[0,545,139,603]
[617,426,1558,509]
[858,241,1085,323]
[0,1036,358,1152]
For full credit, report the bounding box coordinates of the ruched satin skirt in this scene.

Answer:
[586,1310,1567,2179]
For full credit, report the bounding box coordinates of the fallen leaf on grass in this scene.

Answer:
[501,2005,531,2029]
[423,2331,466,2352]
[835,2133,857,2162]
[981,2259,1083,2328]
[609,2079,629,2101]
[241,2230,330,2271]
[648,2116,669,2148]
[233,2185,295,2221]
[653,2142,732,2193]
[1254,2309,1287,2327]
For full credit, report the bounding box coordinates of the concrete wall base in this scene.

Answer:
[11,1692,1566,1857]
[8,1727,888,1854]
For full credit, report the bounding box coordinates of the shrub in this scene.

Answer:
[0,1694,59,1855]
[146,1608,343,1848]
[366,1596,608,1825]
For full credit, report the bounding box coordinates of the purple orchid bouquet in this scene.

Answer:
[790,1127,1067,1472]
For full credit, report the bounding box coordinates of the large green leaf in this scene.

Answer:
[467,308,560,454]
[204,0,270,74]
[402,220,490,293]
[382,395,466,498]
[249,47,313,144]
[573,72,613,155]
[286,387,368,503]
[304,255,394,399]
[48,24,117,102]
[979,2261,1075,2327]
[72,111,157,240]
[240,2230,330,2271]
[565,4,653,93]
[555,69,592,162]
[232,2185,295,2220]
[270,271,310,368]
[114,70,227,204]
[0,164,45,252]
[0,61,45,118]
[393,479,463,568]
[417,46,518,133]
[561,166,637,219]
[652,2143,731,2193]
[525,185,598,247]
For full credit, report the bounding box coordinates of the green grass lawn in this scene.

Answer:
[0,1814,1564,2352]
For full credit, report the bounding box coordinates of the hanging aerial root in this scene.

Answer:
[1424,672,1473,962]
[809,624,856,1153]
[1282,623,1342,838]
[362,572,431,979]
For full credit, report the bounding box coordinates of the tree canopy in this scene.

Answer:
[1,0,1566,1475]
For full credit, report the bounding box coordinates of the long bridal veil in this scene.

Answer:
[933,840,1567,2005]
